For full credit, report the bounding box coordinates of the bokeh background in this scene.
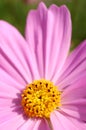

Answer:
[0,0,86,49]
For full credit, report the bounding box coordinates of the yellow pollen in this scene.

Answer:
[21,79,61,118]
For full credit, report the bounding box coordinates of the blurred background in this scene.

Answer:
[0,0,86,49]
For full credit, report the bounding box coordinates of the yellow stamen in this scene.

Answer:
[21,79,61,118]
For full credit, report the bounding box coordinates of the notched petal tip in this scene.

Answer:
[26,2,47,23]
[38,2,47,9]
[48,3,72,31]
[49,3,70,13]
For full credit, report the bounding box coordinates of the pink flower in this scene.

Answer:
[0,2,86,130]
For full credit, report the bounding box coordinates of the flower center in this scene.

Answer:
[21,79,61,118]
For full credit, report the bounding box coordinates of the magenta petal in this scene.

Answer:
[0,115,25,130]
[0,81,19,99]
[54,40,86,121]
[0,80,21,110]
[25,2,47,78]
[18,118,50,130]
[32,119,50,130]
[62,75,86,101]
[0,109,19,124]
[25,2,71,79]
[17,119,37,130]
[0,20,40,85]
[0,98,16,110]
[0,97,25,129]
[61,75,86,121]
[0,81,20,109]
[56,40,86,89]
[50,112,65,130]
[0,69,24,90]
[50,111,86,130]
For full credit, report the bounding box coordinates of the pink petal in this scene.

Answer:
[0,108,19,124]
[0,20,40,86]
[61,75,86,121]
[17,118,37,130]
[50,112,64,130]
[0,69,24,90]
[56,40,86,89]
[0,101,25,129]
[0,81,19,99]
[0,98,15,109]
[18,118,50,130]
[0,95,23,122]
[0,92,21,109]
[25,2,71,79]
[50,111,86,130]
[32,119,50,130]
[62,76,86,101]
[0,115,25,130]
[0,81,21,110]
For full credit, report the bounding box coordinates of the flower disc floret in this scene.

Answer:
[21,79,61,118]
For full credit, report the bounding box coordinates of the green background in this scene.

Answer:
[0,0,86,49]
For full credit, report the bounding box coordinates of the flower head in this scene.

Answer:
[0,2,86,130]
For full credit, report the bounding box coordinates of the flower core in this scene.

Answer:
[21,79,61,118]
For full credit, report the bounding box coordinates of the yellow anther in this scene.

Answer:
[21,79,61,118]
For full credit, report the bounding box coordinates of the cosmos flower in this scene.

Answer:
[0,2,86,130]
